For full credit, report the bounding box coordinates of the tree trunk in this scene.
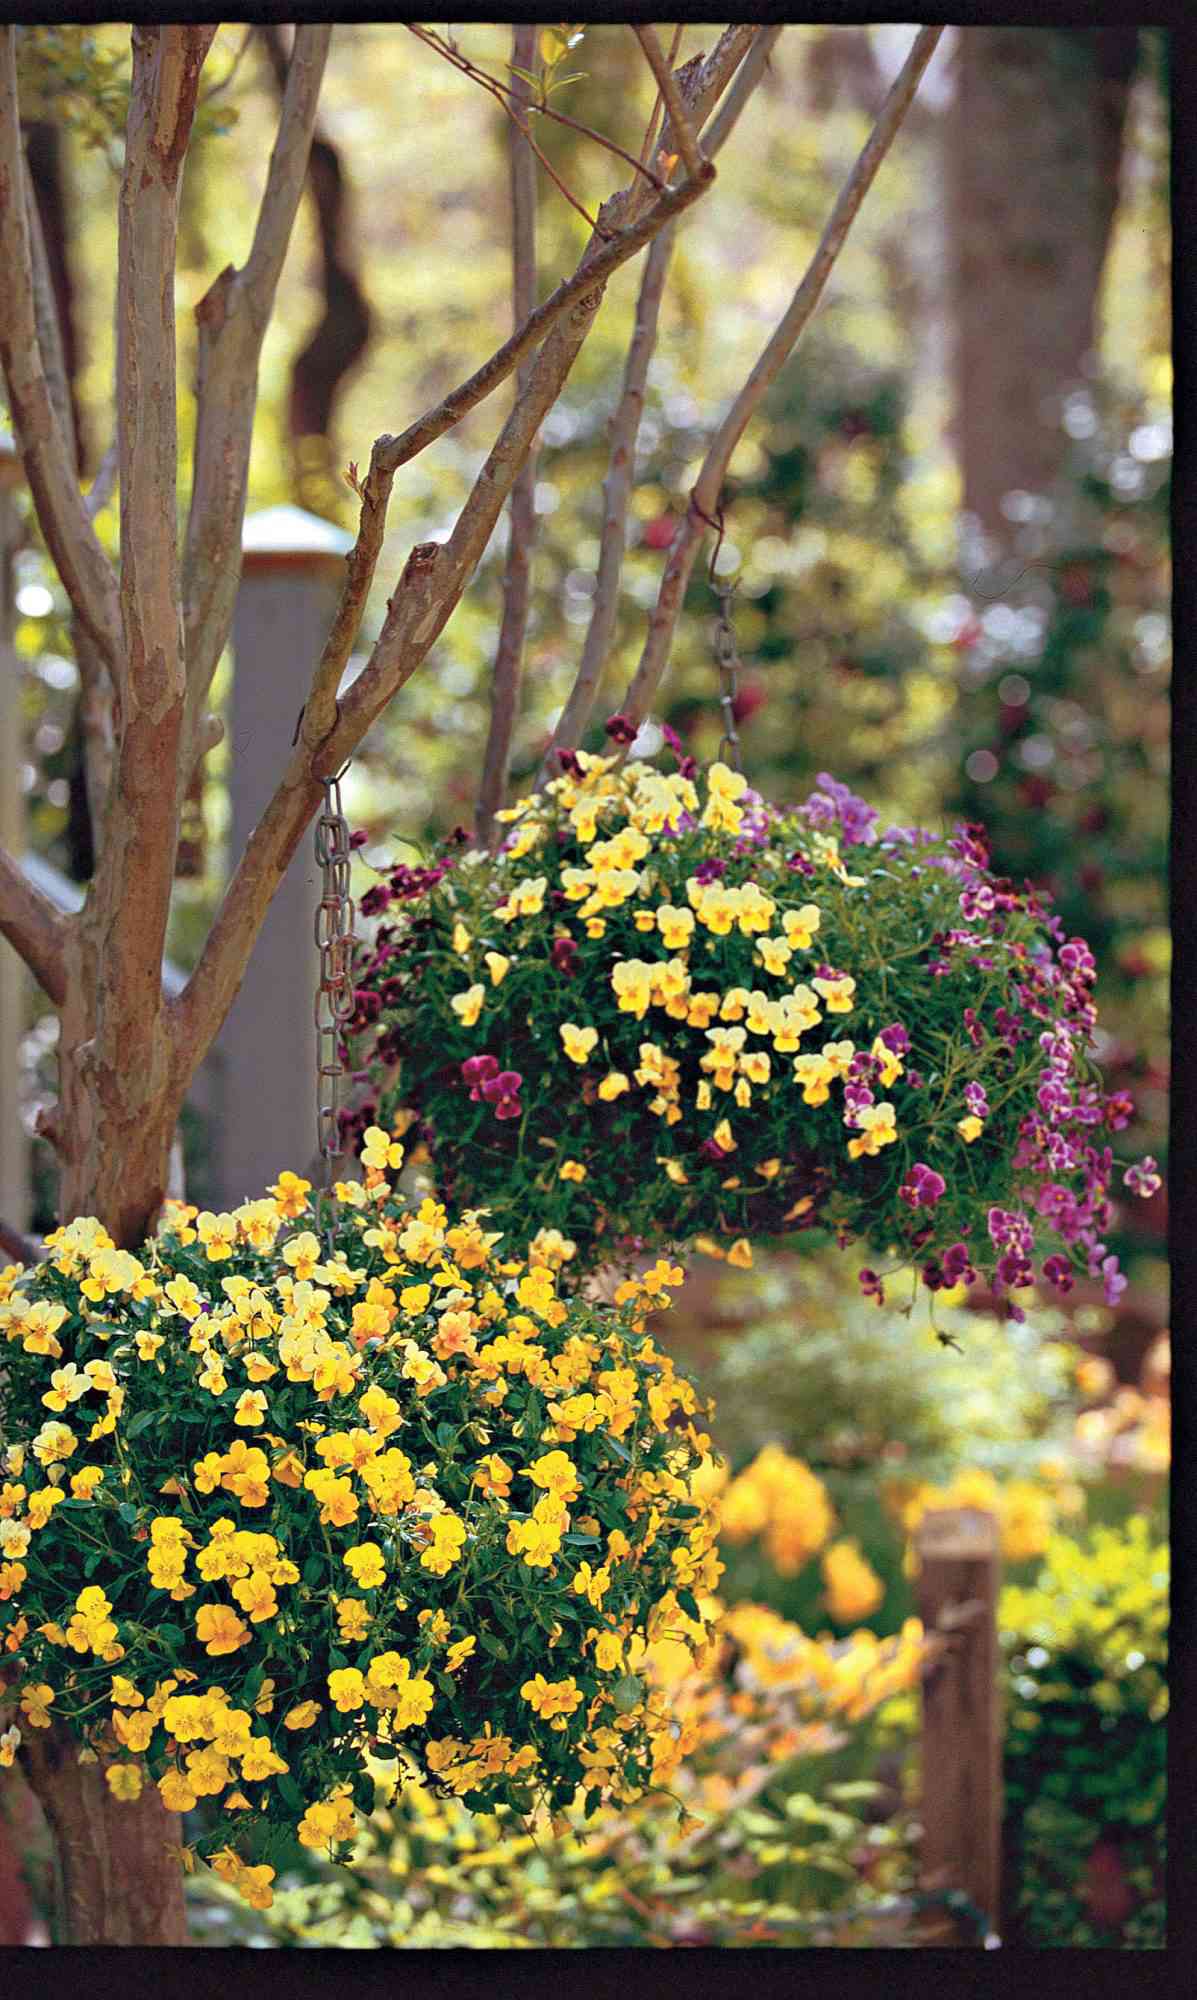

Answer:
[18,1727,187,1946]
[947,26,1139,547]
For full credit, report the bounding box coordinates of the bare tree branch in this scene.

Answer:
[695,22,785,162]
[541,227,672,773]
[0,845,69,1004]
[542,26,786,771]
[636,25,684,173]
[83,438,118,521]
[24,178,74,458]
[175,27,759,1076]
[620,24,944,728]
[371,165,713,487]
[83,25,214,1092]
[23,158,118,835]
[634,25,704,181]
[182,24,331,739]
[0,29,121,670]
[294,155,723,768]
[475,24,541,849]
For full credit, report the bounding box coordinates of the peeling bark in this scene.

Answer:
[18,1728,187,1946]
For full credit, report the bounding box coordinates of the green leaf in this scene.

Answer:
[676,1588,701,1621]
[275,1770,305,1811]
[611,1674,643,1715]
[480,1632,508,1659]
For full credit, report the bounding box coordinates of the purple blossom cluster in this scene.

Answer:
[800,773,880,847]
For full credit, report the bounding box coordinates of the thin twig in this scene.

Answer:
[475,24,540,849]
[540,223,673,773]
[638,24,684,170]
[620,24,944,727]
[697,22,785,162]
[408,24,606,238]
[413,24,667,198]
[0,29,121,672]
[634,24,703,181]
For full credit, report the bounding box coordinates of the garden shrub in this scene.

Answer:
[999,1515,1168,1947]
[0,1147,722,1907]
[351,755,1155,1305]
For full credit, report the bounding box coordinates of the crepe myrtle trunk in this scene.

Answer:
[18,1726,188,1946]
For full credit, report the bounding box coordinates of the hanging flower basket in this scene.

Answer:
[349,754,1156,1312]
[0,1160,720,1908]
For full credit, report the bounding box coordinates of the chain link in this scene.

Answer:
[314,769,355,1246]
[713,578,743,771]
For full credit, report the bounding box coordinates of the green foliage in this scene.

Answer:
[354,754,1146,1301]
[999,1515,1168,1947]
[0,1179,720,1898]
[13,25,240,157]
[708,1259,1078,1480]
[948,384,1170,1097]
[186,1772,915,1947]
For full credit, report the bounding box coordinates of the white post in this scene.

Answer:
[0,433,30,1236]
[211,506,353,1208]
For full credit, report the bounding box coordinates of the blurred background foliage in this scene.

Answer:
[2,21,1169,1949]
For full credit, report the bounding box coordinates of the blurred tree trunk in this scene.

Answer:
[947,27,1140,545]
[23,121,86,474]
[259,24,372,515]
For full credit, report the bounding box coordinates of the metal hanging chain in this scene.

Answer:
[713,577,743,772]
[695,498,744,772]
[314,765,356,1248]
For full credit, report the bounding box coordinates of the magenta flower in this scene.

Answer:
[480,1069,523,1120]
[858,1268,885,1305]
[877,1023,911,1055]
[461,1054,499,1102]
[604,712,638,746]
[898,1163,947,1210]
[551,934,579,977]
[1042,1254,1075,1293]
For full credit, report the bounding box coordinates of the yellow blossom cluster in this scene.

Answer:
[0,1156,722,1907]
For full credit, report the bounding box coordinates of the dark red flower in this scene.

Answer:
[604,712,638,746]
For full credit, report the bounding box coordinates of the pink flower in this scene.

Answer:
[461,1054,499,1102]
[480,1069,523,1120]
[898,1163,946,1210]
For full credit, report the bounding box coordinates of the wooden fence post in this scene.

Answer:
[914,1505,1002,1944]
[211,505,353,1208]
[0,431,31,1243]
